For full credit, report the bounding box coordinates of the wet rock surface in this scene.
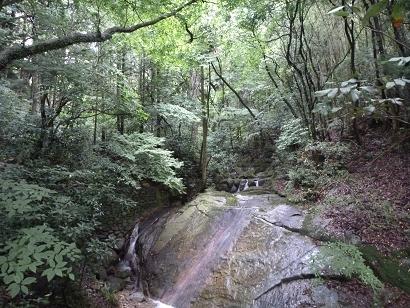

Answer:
[120,189,370,307]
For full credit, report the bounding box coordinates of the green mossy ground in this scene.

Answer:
[359,246,410,294]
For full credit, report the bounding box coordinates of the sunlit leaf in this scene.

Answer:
[328,6,345,15]
[386,82,395,89]
[314,89,332,97]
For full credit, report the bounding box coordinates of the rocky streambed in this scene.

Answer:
[115,188,375,307]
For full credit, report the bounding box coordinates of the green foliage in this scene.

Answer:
[100,283,119,306]
[304,142,350,169]
[0,177,86,299]
[360,246,410,294]
[102,133,184,192]
[157,102,200,124]
[311,242,383,293]
[362,0,388,26]
[287,166,320,189]
[276,119,309,152]
[282,141,350,200]
[0,225,80,298]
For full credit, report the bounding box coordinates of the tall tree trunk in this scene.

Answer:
[199,65,209,191]
[116,49,126,134]
[31,72,40,114]
[139,54,145,133]
[342,0,361,144]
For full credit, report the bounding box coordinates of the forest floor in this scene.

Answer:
[324,131,409,253]
[273,129,410,307]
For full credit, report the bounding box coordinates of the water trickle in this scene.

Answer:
[160,208,252,307]
[120,223,142,288]
[255,179,259,187]
[243,179,249,191]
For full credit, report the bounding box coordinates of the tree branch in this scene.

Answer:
[211,59,256,119]
[0,0,198,70]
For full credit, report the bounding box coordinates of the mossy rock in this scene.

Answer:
[360,245,410,293]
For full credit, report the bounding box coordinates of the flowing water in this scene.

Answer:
[119,185,352,307]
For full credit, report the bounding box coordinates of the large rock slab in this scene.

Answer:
[128,190,366,307]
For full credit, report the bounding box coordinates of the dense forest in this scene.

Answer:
[0,0,409,307]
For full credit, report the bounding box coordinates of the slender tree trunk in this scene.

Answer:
[116,49,126,134]
[31,72,40,114]
[93,106,98,145]
[199,65,209,191]
[342,0,360,144]
[139,54,145,133]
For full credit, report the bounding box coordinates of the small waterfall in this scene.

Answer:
[125,224,139,262]
[235,184,241,193]
[119,223,142,288]
[255,179,259,187]
[243,179,249,191]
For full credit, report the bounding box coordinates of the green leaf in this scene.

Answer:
[68,273,75,280]
[362,0,388,26]
[46,270,55,282]
[55,269,63,277]
[335,11,350,17]
[394,78,406,87]
[3,274,14,285]
[360,86,378,94]
[386,81,395,89]
[1,262,8,274]
[341,79,357,87]
[22,277,36,285]
[8,283,21,298]
[20,285,29,294]
[327,6,345,15]
[14,271,23,283]
[331,107,343,113]
[351,89,360,103]
[328,88,339,98]
[391,1,405,20]
[314,89,332,97]
[28,263,37,273]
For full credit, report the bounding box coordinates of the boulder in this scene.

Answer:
[230,185,238,193]
[216,182,229,192]
[107,276,127,292]
[129,291,145,302]
[115,263,132,279]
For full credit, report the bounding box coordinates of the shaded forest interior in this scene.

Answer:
[0,0,409,307]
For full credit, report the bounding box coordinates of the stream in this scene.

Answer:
[116,186,355,307]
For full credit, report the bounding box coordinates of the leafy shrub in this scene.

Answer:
[0,178,84,299]
[101,133,184,192]
[276,119,309,152]
[0,226,80,298]
[287,166,320,188]
[311,242,383,293]
[303,141,350,169]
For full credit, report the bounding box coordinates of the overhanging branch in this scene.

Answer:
[0,0,198,70]
[211,59,256,119]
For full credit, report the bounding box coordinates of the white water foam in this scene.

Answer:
[153,300,175,308]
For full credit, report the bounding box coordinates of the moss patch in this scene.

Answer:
[359,245,410,294]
